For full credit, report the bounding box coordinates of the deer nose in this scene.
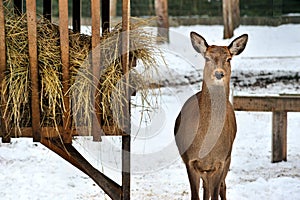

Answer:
[214,70,224,80]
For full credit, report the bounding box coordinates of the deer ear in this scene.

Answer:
[190,32,208,57]
[228,34,248,56]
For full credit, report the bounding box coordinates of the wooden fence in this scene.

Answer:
[0,0,131,199]
[234,95,300,163]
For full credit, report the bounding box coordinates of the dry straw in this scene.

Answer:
[1,8,163,137]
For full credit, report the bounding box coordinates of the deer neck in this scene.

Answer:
[200,81,230,107]
[198,81,230,158]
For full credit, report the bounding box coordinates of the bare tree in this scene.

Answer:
[155,0,169,43]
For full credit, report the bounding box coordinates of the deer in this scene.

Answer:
[174,32,248,200]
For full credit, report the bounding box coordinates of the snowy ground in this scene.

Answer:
[1,24,300,199]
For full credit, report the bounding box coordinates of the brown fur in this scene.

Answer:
[174,32,248,200]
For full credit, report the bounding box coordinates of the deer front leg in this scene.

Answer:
[219,181,226,200]
[186,164,201,200]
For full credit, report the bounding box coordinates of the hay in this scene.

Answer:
[1,9,162,137]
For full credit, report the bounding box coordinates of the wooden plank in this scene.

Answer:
[26,0,41,142]
[0,0,10,143]
[234,96,300,112]
[272,111,287,163]
[59,0,72,143]
[43,0,52,21]
[122,135,131,200]
[91,0,102,141]
[0,125,125,138]
[121,1,131,199]
[72,0,81,32]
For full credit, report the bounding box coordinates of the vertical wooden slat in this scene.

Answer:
[26,0,41,142]
[102,0,110,33]
[43,0,52,21]
[0,0,10,143]
[91,0,102,141]
[272,111,287,163]
[121,1,131,199]
[59,0,72,143]
[72,0,81,33]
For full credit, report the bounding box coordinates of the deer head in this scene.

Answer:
[190,32,248,88]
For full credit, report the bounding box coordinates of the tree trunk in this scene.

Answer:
[155,0,169,43]
[223,0,240,39]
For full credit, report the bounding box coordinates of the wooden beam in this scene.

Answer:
[121,1,131,199]
[272,111,287,163]
[0,125,125,138]
[41,138,122,200]
[234,96,300,112]
[91,0,102,141]
[26,0,41,142]
[59,0,72,143]
[0,0,10,143]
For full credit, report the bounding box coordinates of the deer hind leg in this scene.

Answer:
[186,164,201,200]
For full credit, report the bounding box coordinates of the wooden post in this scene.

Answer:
[91,0,102,141]
[26,0,41,142]
[155,0,169,43]
[121,0,131,199]
[222,0,240,39]
[59,0,72,143]
[110,0,117,17]
[272,111,287,162]
[0,0,10,143]
[73,0,81,33]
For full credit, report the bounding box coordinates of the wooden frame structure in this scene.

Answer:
[0,0,131,199]
[234,95,300,163]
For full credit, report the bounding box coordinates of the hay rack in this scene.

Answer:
[0,0,132,199]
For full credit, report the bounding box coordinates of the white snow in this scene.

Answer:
[1,24,300,199]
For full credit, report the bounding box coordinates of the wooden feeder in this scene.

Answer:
[0,0,132,199]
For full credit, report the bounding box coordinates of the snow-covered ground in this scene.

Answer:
[1,24,300,199]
